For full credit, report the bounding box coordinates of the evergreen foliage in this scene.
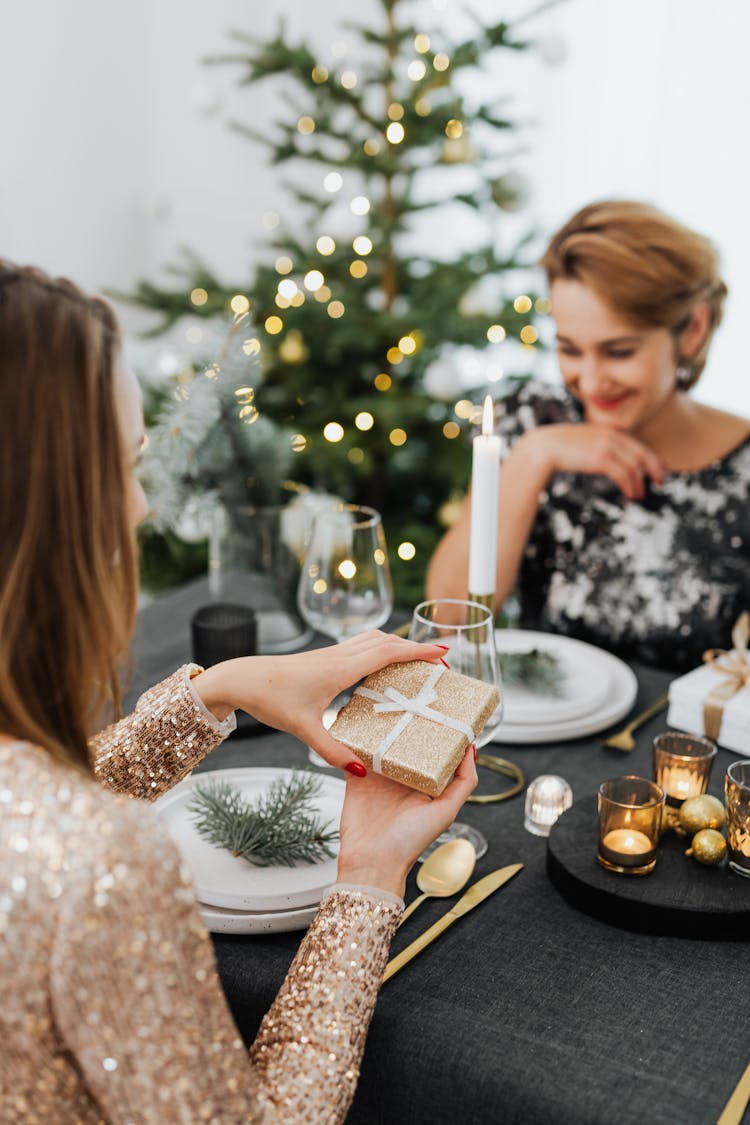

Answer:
[499,648,564,696]
[189,772,339,867]
[126,0,549,603]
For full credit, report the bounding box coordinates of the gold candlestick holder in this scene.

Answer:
[467,591,496,624]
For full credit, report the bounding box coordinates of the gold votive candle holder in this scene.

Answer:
[598,776,665,876]
[726,761,750,879]
[652,731,716,808]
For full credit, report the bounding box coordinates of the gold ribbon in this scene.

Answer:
[702,612,750,741]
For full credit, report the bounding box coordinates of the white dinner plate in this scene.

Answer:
[199,901,318,935]
[495,629,613,725]
[491,633,638,744]
[155,767,344,911]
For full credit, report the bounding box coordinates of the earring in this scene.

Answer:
[675,363,693,389]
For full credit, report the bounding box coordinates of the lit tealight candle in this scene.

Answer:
[600,828,654,869]
[653,732,716,808]
[659,766,701,802]
[468,395,500,608]
[598,776,664,875]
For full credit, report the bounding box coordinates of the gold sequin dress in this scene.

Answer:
[0,666,402,1123]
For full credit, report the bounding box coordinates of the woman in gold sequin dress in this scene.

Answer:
[0,263,477,1123]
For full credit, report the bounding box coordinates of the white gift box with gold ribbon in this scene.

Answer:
[667,613,750,755]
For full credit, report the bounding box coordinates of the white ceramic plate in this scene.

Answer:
[200,901,318,935]
[491,635,638,744]
[155,767,344,911]
[495,629,613,725]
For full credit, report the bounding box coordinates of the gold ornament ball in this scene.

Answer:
[437,492,464,529]
[678,794,726,836]
[685,828,727,866]
[441,136,473,164]
[278,331,309,364]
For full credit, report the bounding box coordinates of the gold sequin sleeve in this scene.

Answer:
[90,665,235,801]
[48,795,401,1124]
[251,886,402,1122]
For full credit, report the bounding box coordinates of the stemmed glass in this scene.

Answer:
[297,503,394,766]
[297,503,393,639]
[409,598,503,859]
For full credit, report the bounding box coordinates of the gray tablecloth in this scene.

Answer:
[128,579,750,1125]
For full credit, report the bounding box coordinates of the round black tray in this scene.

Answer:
[547,798,750,940]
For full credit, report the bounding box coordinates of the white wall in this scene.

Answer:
[0,0,373,308]
[1,0,748,411]
[529,0,750,411]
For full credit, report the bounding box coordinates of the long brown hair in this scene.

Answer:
[540,200,727,388]
[0,263,137,773]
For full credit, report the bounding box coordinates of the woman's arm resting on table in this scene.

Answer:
[426,424,666,603]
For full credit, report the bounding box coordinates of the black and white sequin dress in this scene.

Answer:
[495,379,750,672]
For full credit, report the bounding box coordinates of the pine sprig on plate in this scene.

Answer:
[499,648,564,697]
[188,772,339,867]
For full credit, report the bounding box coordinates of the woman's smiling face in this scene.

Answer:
[550,278,680,432]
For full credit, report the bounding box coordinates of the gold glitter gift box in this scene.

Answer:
[330,659,499,797]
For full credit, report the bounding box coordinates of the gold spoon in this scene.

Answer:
[397,839,476,928]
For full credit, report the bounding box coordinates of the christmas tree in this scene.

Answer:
[128,0,549,604]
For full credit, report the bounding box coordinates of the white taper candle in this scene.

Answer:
[468,395,500,597]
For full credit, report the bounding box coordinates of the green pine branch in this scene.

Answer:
[499,649,564,696]
[189,772,339,868]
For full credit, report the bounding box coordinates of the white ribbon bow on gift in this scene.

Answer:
[355,664,475,773]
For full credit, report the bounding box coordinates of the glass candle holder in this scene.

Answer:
[726,760,750,879]
[598,776,665,876]
[652,731,716,808]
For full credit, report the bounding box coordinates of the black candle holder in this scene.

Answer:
[191,603,257,669]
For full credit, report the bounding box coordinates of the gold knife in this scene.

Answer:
[717,1060,750,1125]
[383,863,523,982]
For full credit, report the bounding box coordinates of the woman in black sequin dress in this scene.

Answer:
[428,201,750,671]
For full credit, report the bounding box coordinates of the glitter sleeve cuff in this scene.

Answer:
[90,665,233,801]
[186,663,238,736]
[331,882,404,910]
[250,888,401,1123]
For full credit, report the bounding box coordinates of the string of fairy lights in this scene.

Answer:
[177,19,547,567]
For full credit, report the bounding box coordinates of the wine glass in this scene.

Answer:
[409,598,503,859]
[297,503,393,639]
[297,503,394,767]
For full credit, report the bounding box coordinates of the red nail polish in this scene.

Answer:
[439,657,450,668]
[345,760,367,777]
[471,743,477,762]
[436,644,450,650]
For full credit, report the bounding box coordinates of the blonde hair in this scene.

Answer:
[0,263,137,773]
[540,200,727,388]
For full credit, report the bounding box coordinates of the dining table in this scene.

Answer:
[127,577,750,1125]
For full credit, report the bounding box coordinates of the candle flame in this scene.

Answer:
[482,395,494,437]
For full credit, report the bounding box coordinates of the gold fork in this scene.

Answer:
[601,692,669,752]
